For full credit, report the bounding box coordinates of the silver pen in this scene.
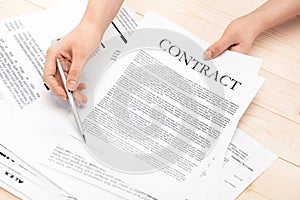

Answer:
[56,59,86,143]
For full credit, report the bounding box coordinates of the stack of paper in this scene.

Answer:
[0,0,276,199]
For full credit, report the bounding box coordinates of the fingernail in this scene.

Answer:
[203,50,213,60]
[67,80,77,91]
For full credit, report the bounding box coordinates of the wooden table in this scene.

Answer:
[1,0,300,199]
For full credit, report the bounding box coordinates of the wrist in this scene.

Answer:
[79,18,106,37]
[240,12,267,37]
[73,21,104,49]
[78,0,124,37]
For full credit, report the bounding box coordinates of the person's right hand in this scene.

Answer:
[203,15,263,60]
[43,22,103,105]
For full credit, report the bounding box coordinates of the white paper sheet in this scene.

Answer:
[221,128,277,199]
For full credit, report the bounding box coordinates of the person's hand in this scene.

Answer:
[203,15,262,60]
[43,22,103,105]
[203,0,300,60]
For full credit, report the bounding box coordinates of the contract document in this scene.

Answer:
[51,12,264,199]
[0,1,270,200]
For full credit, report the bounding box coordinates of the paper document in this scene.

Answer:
[221,129,277,199]
[0,1,271,200]
[4,11,263,200]
[0,127,276,200]
[65,12,264,199]
[0,144,75,200]
[41,128,276,200]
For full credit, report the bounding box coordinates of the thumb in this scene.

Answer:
[66,55,86,91]
[229,43,251,54]
[203,36,235,60]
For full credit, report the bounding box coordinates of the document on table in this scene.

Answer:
[0,142,127,200]
[0,2,271,200]
[132,13,265,200]
[43,127,276,200]
[70,12,264,199]
[221,129,276,199]
[0,122,276,200]
[0,144,76,200]
[0,116,276,200]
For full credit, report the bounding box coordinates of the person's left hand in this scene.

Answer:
[203,15,262,60]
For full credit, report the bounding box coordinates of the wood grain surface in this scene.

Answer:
[0,0,299,199]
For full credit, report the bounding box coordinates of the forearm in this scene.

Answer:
[245,0,300,34]
[80,0,124,35]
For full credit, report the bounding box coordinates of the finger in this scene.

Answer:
[77,84,88,103]
[79,92,88,104]
[77,83,87,91]
[60,58,72,73]
[43,47,57,88]
[72,91,82,105]
[43,48,67,100]
[229,43,251,54]
[72,91,87,105]
[203,35,235,60]
[54,70,67,100]
[66,52,87,91]
[73,83,87,105]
